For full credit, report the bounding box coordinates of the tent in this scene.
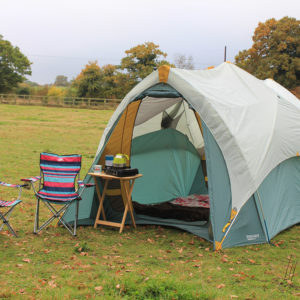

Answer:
[65,62,300,249]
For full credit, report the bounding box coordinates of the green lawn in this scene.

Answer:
[0,104,299,299]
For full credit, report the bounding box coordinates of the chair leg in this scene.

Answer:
[0,207,18,237]
[4,218,17,237]
[35,199,78,236]
[34,198,40,234]
[74,199,79,236]
[0,208,13,232]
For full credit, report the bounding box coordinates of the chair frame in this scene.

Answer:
[0,181,28,237]
[22,153,94,236]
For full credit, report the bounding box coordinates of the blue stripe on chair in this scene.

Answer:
[44,177,76,183]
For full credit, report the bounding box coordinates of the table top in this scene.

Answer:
[88,171,143,180]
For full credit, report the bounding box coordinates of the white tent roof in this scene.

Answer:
[97,62,300,211]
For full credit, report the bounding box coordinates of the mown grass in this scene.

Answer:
[0,104,299,299]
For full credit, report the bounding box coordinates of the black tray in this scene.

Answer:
[104,166,139,177]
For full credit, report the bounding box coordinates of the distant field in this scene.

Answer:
[0,104,299,299]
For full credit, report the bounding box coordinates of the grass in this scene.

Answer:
[0,104,299,299]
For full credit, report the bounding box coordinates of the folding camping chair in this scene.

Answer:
[22,152,94,236]
[0,180,28,237]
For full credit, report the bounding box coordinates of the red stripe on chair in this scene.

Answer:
[43,173,76,177]
[37,196,77,202]
[40,154,81,163]
[41,166,81,172]
[43,182,75,188]
[0,200,21,207]
[38,191,78,198]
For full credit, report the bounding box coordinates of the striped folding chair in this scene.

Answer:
[0,180,28,237]
[22,152,94,236]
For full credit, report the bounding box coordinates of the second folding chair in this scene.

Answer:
[22,152,94,236]
[0,180,28,237]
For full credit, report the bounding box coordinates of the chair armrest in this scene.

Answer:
[78,180,95,188]
[85,183,96,187]
[21,176,41,183]
[77,181,95,197]
[0,181,27,188]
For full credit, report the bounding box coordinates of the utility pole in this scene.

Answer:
[224,46,227,62]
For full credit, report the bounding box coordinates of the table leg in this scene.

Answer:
[120,181,129,233]
[120,180,137,230]
[94,177,108,228]
[124,179,137,229]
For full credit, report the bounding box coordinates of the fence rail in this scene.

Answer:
[0,94,122,109]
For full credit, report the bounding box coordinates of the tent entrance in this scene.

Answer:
[130,95,211,239]
[96,84,212,240]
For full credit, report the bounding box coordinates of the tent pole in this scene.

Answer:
[255,190,271,244]
[216,213,238,250]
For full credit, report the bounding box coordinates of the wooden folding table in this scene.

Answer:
[89,172,142,233]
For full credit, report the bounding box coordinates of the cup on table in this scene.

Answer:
[105,155,114,167]
[93,165,102,174]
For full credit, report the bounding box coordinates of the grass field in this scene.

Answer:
[0,104,299,299]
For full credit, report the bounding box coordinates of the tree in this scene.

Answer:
[235,17,300,89]
[174,54,194,69]
[73,43,174,99]
[73,61,102,97]
[54,75,69,87]
[0,35,32,93]
[15,83,31,95]
[120,42,174,88]
[47,86,65,98]
[100,64,132,99]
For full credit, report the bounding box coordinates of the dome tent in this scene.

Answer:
[65,62,300,249]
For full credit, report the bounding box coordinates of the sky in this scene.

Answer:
[1,0,299,84]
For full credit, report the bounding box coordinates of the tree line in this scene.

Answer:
[0,16,299,100]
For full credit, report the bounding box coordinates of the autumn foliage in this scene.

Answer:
[73,42,174,99]
[235,17,300,89]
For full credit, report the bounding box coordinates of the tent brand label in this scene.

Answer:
[246,234,259,241]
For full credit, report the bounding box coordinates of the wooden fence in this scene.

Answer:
[0,94,122,109]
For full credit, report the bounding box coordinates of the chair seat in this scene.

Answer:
[0,200,21,207]
[37,190,80,202]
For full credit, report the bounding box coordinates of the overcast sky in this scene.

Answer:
[1,0,299,84]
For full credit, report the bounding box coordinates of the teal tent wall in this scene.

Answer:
[222,196,267,248]
[201,122,232,244]
[201,122,267,248]
[223,157,300,248]
[257,156,300,239]
[131,128,206,205]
